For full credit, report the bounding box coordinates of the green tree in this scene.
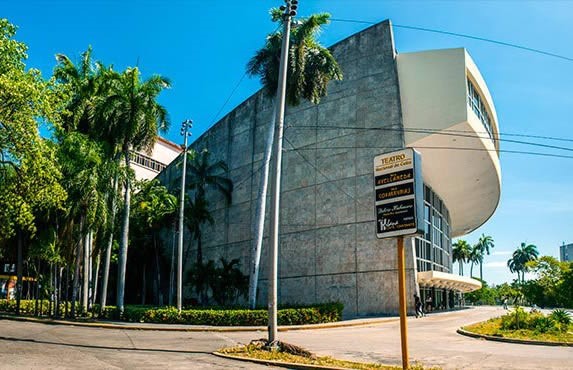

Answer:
[475,234,494,281]
[130,179,177,305]
[452,239,471,276]
[469,244,482,278]
[184,149,232,266]
[0,19,67,314]
[245,9,343,308]
[99,66,170,312]
[507,242,539,283]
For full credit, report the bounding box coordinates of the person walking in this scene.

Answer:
[502,297,508,310]
[414,294,424,318]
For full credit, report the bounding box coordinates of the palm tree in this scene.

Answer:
[130,179,177,305]
[507,242,539,283]
[469,244,482,278]
[99,67,170,312]
[475,234,494,281]
[452,240,471,276]
[184,149,232,266]
[245,9,343,308]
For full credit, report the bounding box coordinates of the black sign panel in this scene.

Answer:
[375,182,414,202]
[376,198,417,234]
[374,168,413,187]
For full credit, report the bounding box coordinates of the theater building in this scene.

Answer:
[159,20,500,316]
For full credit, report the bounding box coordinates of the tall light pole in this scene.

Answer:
[268,0,297,346]
[178,119,192,313]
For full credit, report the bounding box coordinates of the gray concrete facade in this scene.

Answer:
[159,20,419,317]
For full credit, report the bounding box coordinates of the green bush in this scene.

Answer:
[500,306,530,330]
[0,299,80,316]
[530,315,555,333]
[100,302,343,326]
[549,309,571,332]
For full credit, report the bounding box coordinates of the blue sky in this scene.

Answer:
[4,1,573,284]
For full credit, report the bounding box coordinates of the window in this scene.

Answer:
[467,78,494,140]
[415,185,452,273]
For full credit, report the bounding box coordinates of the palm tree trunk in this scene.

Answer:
[480,262,483,281]
[196,233,203,266]
[154,235,162,305]
[82,232,90,312]
[91,252,100,315]
[248,103,277,309]
[100,174,119,309]
[470,263,474,278]
[71,217,84,318]
[459,261,463,276]
[116,149,131,313]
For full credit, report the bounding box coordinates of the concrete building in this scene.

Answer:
[131,137,182,180]
[560,243,573,262]
[159,20,499,316]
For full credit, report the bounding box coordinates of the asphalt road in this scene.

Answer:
[0,306,571,369]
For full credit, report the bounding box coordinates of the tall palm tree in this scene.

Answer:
[99,67,170,312]
[184,149,232,266]
[507,242,539,283]
[452,239,471,276]
[245,9,343,308]
[469,244,482,278]
[475,234,494,281]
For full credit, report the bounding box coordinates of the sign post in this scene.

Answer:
[374,148,423,370]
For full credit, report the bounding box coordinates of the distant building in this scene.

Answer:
[131,136,182,181]
[560,243,573,262]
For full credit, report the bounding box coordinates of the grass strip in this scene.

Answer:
[219,339,439,370]
[463,317,573,344]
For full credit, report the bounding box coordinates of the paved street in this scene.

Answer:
[0,306,571,369]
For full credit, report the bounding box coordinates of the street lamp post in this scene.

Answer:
[178,119,192,313]
[268,0,297,346]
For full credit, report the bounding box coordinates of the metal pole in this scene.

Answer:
[178,119,192,313]
[397,236,409,369]
[268,0,296,345]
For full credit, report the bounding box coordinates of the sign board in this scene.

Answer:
[374,148,423,238]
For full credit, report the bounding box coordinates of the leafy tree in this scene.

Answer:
[130,179,177,305]
[98,67,170,312]
[475,234,494,281]
[507,242,539,283]
[521,256,570,308]
[0,19,67,314]
[452,239,471,276]
[245,9,343,308]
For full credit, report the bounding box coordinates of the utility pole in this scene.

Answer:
[268,0,298,346]
[178,119,192,313]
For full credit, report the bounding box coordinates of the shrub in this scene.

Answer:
[530,315,555,333]
[100,302,343,326]
[549,309,571,332]
[500,306,529,330]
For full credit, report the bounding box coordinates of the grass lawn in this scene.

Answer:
[219,340,440,370]
[463,317,573,344]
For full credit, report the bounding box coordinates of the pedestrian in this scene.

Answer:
[414,294,424,318]
[425,295,433,313]
[502,297,508,310]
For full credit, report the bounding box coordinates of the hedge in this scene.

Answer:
[0,299,80,316]
[101,302,344,326]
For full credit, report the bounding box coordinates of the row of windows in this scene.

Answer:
[467,78,494,140]
[415,185,452,273]
[130,151,167,173]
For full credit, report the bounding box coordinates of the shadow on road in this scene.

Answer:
[0,335,212,355]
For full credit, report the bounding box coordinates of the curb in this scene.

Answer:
[212,351,349,370]
[457,328,573,347]
[0,313,397,332]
